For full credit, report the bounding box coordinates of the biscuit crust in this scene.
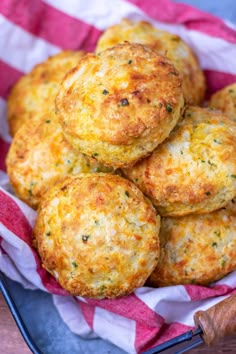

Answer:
[96,19,206,105]
[209,83,236,119]
[148,199,236,287]
[33,173,160,298]
[124,106,236,216]
[56,42,184,168]
[7,50,86,136]
[6,114,112,209]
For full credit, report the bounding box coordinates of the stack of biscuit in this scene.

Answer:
[6,19,236,298]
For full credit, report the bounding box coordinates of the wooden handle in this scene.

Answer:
[194,295,236,345]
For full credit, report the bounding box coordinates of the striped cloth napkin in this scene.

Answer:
[0,1,236,353]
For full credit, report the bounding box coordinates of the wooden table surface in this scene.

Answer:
[0,292,31,354]
[1,291,236,354]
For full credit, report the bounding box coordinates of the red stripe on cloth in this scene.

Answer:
[229,289,236,296]
[204,70,236,97]
[0,60,23,99]
[87,293,165,353]
[135,321,163,353]
[128,0,236,43]
[0,190,68,295]
[79,301,96,330]
[0,137,10,172]
[0,0,102,51]
[0,190,32,243]
[36,266,68,295]
[185,284,233,301]
[143,322,194,353]
[78,293,165,349]
[85,293,192,353]
[87,293,164,329]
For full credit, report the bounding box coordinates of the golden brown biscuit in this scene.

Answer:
[7,50,86,136]
[33,173,160,298]
[124,106,236,216]
[209,83,236,119]
[96,19,206,105]
[6,113,112,209]
[148,199,236,287]
[56,42,184,168]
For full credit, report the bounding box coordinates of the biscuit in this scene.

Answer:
[209,83,236,119]
[148,199,236,287]
[96,19,206,105]
[7,50,86,136]
[33,173,160,298]
[56,42,184,168]
[6,113,112,209]
[124,106,236,216]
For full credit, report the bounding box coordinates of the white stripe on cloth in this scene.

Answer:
[53,295,98,339]
[179,30,236,74]
[0,14,60,73]
[212,270,236,287]
[93,306,136,354]
[135,286,232,326]
[43,0,236,74]
[0,249,37,290]
[0,225,47,291]
[0,171,9,190]
[225,20,236,30]
[43,0,145,30]
[0,97,11,143]
[135,286,193,325]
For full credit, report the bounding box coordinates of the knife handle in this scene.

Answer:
[194,294,236,345]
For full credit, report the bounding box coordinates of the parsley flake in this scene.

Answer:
[214,230,221,238]
[165,103,173,113]
[82,235,90,242]
[214,139,221,144]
